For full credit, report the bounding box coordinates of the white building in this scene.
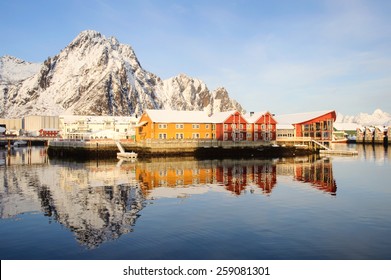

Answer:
[59,115,139,140]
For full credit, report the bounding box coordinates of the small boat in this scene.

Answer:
[13,140,27,147]
[117,151,138,161]
[332,138,348,144]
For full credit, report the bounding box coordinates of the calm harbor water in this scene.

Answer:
[0,144,390,260]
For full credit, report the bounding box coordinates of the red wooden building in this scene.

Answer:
[211,110,248,141]
[244,111,277,141]
[276,110,336,143]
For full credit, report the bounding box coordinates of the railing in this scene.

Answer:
[49,138,275,150]
[276,137,312,143]
[137,139,273,149]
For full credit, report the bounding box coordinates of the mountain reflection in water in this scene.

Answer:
[0,148,337,249]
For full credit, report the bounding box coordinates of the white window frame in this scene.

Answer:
[158,133,167,139]
[176,133,184,139]
[158,124,167,129]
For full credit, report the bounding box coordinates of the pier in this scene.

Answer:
[47,137,361,159]
[0,136,53,146]
[48,138,316,159]
[319,149,358,156]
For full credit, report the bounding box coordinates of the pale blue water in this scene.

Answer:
[0,145,390,259]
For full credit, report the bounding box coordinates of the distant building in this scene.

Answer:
[357,126,389,144]
[23,115,59,134]
[0,118,23,132]
[333,123,358,142]
[59,115,138,140]
[356,127,364,142]
[39,128,61,137]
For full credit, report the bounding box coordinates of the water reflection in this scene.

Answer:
[0,148,340,249]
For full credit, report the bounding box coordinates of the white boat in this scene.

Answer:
[115,140,138,161]
[13,140,27,147]
[117,151,138,161]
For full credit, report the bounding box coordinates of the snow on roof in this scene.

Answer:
[275,110,335,125]
[60,115,138,124]
[375,125,388,132]
[277,124,294,130]
[243,111,267,123]
[145,109,211,123]
[209,110,237,123]
[333,122,359,131]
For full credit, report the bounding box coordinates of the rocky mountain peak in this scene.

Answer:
[1,30,244,118]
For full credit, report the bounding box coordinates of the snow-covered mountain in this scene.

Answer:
[0,30,243,118]
[0,55,41,84]
[336,109,391,127]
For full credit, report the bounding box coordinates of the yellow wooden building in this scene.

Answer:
[136,109,213,141]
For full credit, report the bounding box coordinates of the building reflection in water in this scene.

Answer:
[278,157,337,194]
[1,148,339,249]
[136,159,278,196]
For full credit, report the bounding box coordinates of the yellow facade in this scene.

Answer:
[136,112,214,141]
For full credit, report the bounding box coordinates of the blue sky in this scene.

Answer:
[1,0,390,115]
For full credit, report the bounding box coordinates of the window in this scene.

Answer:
[176,124,184,129]
[158,133,167,139]
[223,133,228,140]
[192,124,200,129]
[176,133,184,139]
[224,124,228,130]
[247,133,252,140]
[205,124,209,129]
[212,124,216,130]
[192,133,200,139]
[240,124,244,129]
[158,124,167,129]
[247,124,252,130]
[254,124,258,130]
[205,133,210,138]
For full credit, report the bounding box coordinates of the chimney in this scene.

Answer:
[250,112,254,117]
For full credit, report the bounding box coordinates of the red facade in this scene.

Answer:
[248,112,277,141]
[294,111,336,141]
[214,111,248,141]
[39,129,60,137]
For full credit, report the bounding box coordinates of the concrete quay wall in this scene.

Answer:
[48,139,315,159]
